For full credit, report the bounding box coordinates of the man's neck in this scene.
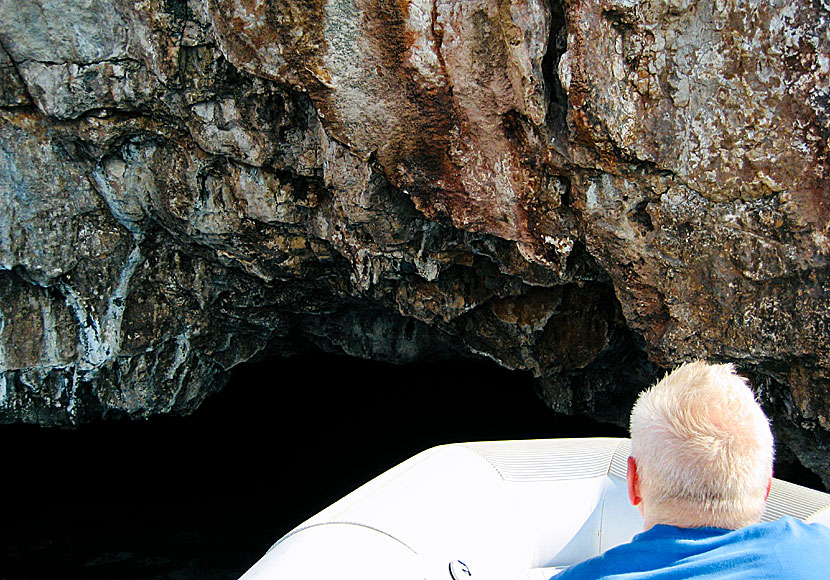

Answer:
[641,502,746,531]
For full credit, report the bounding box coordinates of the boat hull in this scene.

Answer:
[240,438,830,580]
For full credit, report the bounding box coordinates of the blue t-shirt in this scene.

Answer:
[552,516,830,579]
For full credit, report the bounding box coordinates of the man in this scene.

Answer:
[553,360,830,579]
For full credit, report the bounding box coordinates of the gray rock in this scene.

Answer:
[0,0,828,486]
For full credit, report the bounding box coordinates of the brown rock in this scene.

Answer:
[0,0,828,486]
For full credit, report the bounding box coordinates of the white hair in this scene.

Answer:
[630,360,774,529]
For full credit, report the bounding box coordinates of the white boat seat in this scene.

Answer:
[239,438,830,580]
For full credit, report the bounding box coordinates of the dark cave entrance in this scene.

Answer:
[6,352,824,579]
[3,352,627,579]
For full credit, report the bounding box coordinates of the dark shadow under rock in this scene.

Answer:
[2,353,626,580]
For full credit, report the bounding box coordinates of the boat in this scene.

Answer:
[239,437,830,580]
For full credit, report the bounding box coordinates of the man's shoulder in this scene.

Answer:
[551,526,684,579]
[551,519,830,579]
[739,516,830,541]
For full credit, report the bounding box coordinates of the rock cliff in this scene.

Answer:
[0,0,828,484]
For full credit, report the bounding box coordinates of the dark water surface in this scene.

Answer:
[3,354,626,579]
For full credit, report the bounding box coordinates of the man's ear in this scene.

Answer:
[764,473,772,501]
[627,456,642,507]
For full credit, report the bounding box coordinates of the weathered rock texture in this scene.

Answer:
[0,0,828,483]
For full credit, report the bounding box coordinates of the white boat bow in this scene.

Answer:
[240,437,830,580]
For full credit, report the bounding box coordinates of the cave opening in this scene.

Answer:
[3,352,627,579]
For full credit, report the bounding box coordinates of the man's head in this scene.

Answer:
[628,360,774,530]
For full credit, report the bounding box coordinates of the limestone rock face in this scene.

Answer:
[0,0,828,483]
